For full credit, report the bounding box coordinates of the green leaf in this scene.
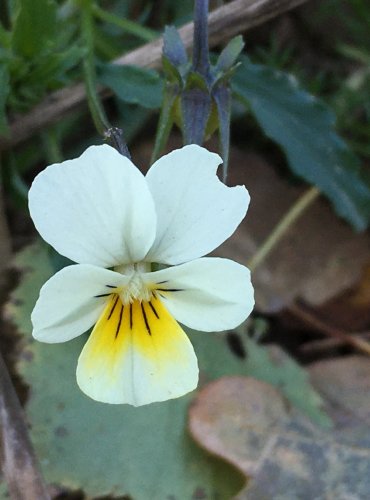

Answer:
[7,242,244,499]
[97,64,163,109]
[0,22,11,48]
[25,46,85,86]
[0,63,9,134]
[12,0,57,58]
[6,242,53,337]
[233,56,370,230]
[242,334,331,427]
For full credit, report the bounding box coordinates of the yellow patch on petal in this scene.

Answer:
[76,293,198,405]
[82,293,189,364]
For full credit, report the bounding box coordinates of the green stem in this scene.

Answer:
[81,4,110,135]
[41,129,63,164]
[92,5,157,42]
[248,186,320,272]
[151,84,178,164]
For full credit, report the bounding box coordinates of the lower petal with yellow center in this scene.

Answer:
[76,293,198,406]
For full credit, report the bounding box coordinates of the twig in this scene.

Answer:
[300,333,370,355]
[288,303,370,356]
[0,351,50,500]
[0,0,309,150]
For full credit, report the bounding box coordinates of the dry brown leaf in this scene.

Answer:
[236,432,370,500]
[309,356,370,432]
[188,376,289,476]
[189,370,370,498]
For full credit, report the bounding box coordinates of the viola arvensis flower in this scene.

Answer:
[29,144,254,406]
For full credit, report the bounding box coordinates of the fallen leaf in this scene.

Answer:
[237,432,370,500]
[188,376,289,476]
[309,356,370,448]
[188,371,370,499]
[310,264,370,332]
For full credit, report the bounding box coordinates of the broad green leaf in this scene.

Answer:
[97,64,163,109]
[0,64,9,134]
[7,242,244,498]
[18,339,244,498]
[233,56,370,230]
[12,0,57,58]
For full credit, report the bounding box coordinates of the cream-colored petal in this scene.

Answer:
[76,295,198,405]
[29,144,156,267]
[145,257,254,331]
[32,264,129,343]
[145,145,249,264]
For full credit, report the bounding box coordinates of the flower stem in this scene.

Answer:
[192,0,210,78]
[41,129,63,164]
[248,186,320,272]
[81,4,110,136]
[80,3,130,158]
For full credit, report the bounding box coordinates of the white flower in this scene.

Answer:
[29,144,254,406]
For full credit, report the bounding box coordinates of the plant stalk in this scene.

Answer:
[81,4,110,135]
[248,186,320,272]
[192,0,211,78]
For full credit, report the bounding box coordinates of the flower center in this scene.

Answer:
[115,262,152,304]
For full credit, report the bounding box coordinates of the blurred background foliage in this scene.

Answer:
[0,0,370,228]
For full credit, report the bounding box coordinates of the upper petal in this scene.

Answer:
[145,257,254,331]
[32,264,130,343]
[29,144,157,267]
[145,145,250,264]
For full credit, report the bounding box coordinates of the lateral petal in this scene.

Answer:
[145,145,249,264]
[146,257,254,331]
[32,264,129,343]
[29,145,157,267]
[76,295,198,405]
